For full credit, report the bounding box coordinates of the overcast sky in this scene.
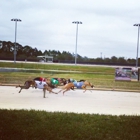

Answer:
[1,0,140,59]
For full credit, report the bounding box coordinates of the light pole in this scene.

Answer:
[11,18,22,63]
[72,21,82,65]
[134,23,140,67]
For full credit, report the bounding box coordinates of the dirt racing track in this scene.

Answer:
[0,86,140,116]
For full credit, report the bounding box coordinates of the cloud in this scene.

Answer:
[0,0,140,59]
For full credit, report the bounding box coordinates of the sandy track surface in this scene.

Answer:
[0,86,140,116]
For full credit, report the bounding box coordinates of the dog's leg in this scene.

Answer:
[18,85,28,93]
[20,85,27,93]
[71,86,75,90]
[57,89,63,94]
[49,89,57,94]
[83,88,86,93]
[32,83,36,89]
[16,85,22,93]
[89,89,92,93]
[63,89,67,95]
[58,83,74,95]
[57,84,67,94]
[63,89,69,95]
[19,88,22,93]
[44,85,57,94]
[82,85,87,93]
[34,83,37,89]
[63,91,65,95]
[43,88,46,98]
[83,87,87,93]
[57,88,67,95]
[63,87,72,95]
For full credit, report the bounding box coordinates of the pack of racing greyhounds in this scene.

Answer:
[16,77,94,98]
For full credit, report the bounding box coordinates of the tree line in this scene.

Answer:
[0,40,137,66]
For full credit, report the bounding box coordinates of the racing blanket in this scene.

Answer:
[51,78,59,85]
[35,81,47,89]
[73,82,84,89]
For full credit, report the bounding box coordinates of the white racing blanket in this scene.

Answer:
[35,81,47,89]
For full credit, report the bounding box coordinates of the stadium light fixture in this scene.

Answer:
[134,23,140,67]
[11,18,22,63]
[72,21,82,65]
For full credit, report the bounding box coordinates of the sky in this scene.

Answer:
[1,0,140,59]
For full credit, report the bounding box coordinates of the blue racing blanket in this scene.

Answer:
[73,82,84,89]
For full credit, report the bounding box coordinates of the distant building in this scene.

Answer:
[37,55,53,62]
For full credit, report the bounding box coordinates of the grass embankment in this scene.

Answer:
[0,109,140,140]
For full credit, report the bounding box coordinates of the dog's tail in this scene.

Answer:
[16,85,20,88]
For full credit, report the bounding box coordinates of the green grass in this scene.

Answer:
[0,109,140,140]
